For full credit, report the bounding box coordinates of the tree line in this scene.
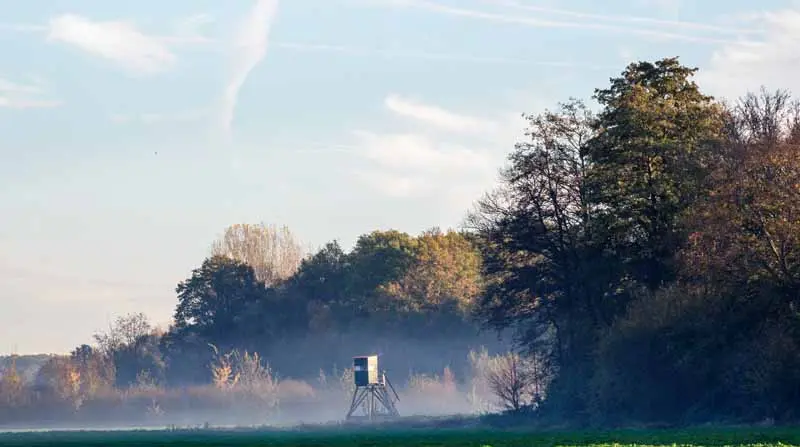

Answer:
[3,56,799,426]
[471,57,800,425]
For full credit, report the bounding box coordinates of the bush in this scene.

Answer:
[590,283,800,425]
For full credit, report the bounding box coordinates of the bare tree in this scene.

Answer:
[210,223,305,286]
[486,352,551,412]
[731,87,800,146]
[93,313,153,354]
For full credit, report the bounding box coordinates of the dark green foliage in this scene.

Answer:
[348,231,418,292]
[108,334,165,388]
[468,97,607,419]
[159,330,215,385]
[470,98,597,345]
[174,255,266,339]
[586,57,725,290]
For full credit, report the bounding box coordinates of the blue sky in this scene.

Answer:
[1,0,797,354]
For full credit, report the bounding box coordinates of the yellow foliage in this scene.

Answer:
[0,357,25,406]
[382,229,483,314]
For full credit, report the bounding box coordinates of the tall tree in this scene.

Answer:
[592,89,800,424]
[468,98,603,416]
[173,255,266,344]
[211,223,305,286]
[683,88,800,302]
[586,57,725,290]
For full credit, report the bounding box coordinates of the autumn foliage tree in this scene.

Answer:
[586,57,726,290]
[381,228,483,315]
[35,357,83,410]
[680,89,800,419]
[0,358,25,407]
[284,228,483,334]
[211,223,305,286]
[70,345,115,397]
[590,87,800,424]
[470,57,733,420]
[468,97,602,416]
[684,88,800,294]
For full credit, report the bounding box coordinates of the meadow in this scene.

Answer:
[1,426,800,447]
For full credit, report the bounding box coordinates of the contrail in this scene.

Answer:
[221,0,280,135]
[480,0,764,36]
[389,0,751,45]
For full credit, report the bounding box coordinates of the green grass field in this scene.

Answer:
[1,426,800,447]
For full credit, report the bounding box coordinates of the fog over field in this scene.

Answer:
[0,330,527,431]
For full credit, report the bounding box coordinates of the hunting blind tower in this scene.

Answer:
[345,355,400,421]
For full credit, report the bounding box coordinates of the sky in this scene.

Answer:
[1,0,798,354]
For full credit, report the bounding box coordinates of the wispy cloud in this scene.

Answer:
[0,78,41,95]
[697,8,800,101]
[5,15,612,70]
[384,94,499,134]
[5,13,213,75]
[353,130,492,173]
[345,93,519,198]
[352,170,432,198]
[0,77,61,109]
[47,14,176,75]
[350,130,497,198]
[271,41,615,69]
[221,0,280,135]
[380,0,754,44]
[482,0,762,35]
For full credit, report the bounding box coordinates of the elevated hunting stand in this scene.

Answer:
[345,355,400,421]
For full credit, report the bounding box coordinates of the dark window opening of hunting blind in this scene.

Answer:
[353,355,379,386]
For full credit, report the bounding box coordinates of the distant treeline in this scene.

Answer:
[3,56,800,427]
[149,226,505,384]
